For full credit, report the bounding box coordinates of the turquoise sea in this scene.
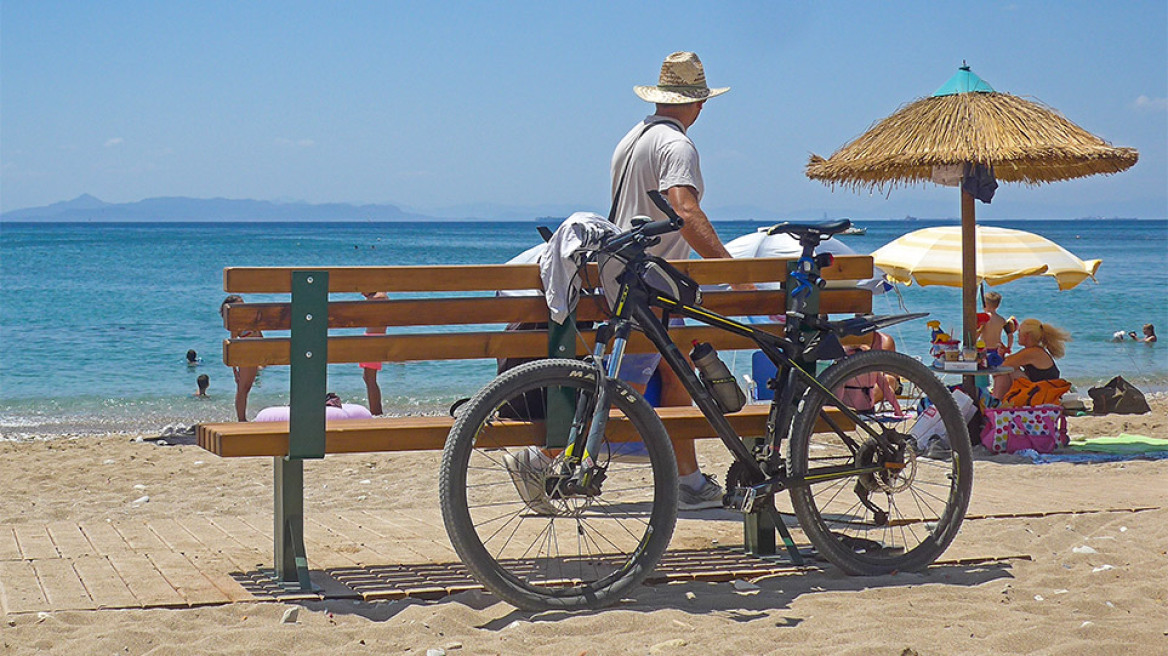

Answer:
[2,219,1165,439]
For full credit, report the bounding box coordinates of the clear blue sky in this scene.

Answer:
[2,1,1165,219]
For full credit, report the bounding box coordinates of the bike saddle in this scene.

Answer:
[766,219,853,240]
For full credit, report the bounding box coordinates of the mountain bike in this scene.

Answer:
[439,192,972,610]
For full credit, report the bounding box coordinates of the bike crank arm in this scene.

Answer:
[727,461,892,514]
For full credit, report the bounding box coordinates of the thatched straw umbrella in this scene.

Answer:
[806,65,1137,358]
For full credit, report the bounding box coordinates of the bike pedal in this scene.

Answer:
[724,486,767,514]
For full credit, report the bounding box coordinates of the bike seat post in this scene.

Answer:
[786,253,822,369]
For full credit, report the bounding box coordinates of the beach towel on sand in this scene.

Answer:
[1068,434,1168,454]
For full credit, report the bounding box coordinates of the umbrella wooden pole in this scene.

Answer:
[961,189,978,346]
[961,189,978,402]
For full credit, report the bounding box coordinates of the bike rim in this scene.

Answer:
[795,358,968,567]
[455,375,671,599]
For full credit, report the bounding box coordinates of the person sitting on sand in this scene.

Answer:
[220,294,261,421]
[998,318,1071,400]
[195,374,209,397]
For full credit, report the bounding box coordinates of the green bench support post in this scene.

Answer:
[739,436,803,565]
[544,311,578,449]
[274,270,328,590]
[743,437,776,555]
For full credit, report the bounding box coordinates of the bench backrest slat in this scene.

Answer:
[223,288,873,333]
[223,256,872,293]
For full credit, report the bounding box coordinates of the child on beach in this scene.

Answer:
[977,291,1016,362]
[977,291,1017,398]
[359,291,388,416]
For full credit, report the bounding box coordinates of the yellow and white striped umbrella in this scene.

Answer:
[872,226,1101,291]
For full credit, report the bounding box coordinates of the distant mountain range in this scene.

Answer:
[0,194,435,223]
[0,194,894,223]
[2,193,1158,223]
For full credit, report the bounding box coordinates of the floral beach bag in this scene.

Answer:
[980,404,1069,454]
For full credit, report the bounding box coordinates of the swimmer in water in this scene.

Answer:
[195,374,209,397]
[186,349,201,366]
[1138,323,1157,343]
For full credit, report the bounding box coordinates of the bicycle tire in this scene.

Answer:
[439,359,678,610]
[788,350,973,575]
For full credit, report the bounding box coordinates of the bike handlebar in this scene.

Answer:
[641,218,680,237]
[647,190,685,227]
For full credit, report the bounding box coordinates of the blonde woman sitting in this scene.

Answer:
[997,319,1071,400]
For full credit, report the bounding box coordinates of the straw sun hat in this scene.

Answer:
[634,51,730,104]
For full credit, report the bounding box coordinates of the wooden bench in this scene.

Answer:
[197,254,875,590]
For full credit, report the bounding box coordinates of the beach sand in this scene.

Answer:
[2,399,1166,655]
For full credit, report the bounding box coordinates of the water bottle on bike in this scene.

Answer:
[690,340,745,413]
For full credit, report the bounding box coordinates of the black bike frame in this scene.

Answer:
[604,267,890,489]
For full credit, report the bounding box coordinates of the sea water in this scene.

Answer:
[2,219,1165,439]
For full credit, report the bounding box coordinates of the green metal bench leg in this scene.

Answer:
[544,311,578,449]
[741,437,776,556]
[274,456,313,590]
[743,500,776,555]
[270,270,328,591]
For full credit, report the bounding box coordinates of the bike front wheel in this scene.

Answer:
[439,359,678,611]
[788,349,973,575]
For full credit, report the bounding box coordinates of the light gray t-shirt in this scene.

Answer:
[610,115,703,261]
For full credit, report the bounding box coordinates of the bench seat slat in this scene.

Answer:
[196,405,851,458]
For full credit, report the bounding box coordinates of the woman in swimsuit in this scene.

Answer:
[833,345,903,415]
[998,318,1070,399]
[220,295,262,421]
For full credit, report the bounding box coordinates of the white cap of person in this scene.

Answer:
[634,51,730,104]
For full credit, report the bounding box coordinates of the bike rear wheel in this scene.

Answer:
[439,359,678,611]
[788,350,973,575]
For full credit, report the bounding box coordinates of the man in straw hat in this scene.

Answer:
[610,51,739,510]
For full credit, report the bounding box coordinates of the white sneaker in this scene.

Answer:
[502,447,558,515]
[678,473,725,511]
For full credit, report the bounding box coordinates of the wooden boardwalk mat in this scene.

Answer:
[233,548,1033,604]
[230,547,818,603]
[5,504,1144,613]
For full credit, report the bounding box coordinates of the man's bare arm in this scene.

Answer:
[667,185,755,291]
[666,185,731,258]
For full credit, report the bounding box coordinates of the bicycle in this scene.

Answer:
[439,192,972,610]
